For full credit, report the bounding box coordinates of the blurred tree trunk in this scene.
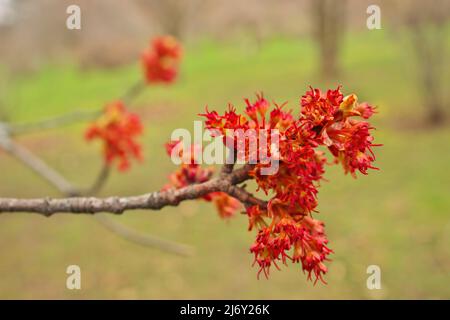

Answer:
[410,24,446,125]
[402,0,449,126]
[312,0,347,79]
[136,0,204,40]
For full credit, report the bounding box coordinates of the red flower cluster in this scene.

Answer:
[201,86,379,283]
[163,140,241,219]
[142,36,182,84]
[85,101,143,171]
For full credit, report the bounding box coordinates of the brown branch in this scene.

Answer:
[230,164,254,184]
[227,185,267,209]
[221,149,237,176]
[0,166,266,215]
[0,178,222,215]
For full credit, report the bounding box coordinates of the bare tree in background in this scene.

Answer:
[401,0,449,126]
[136,0,204,40]
[311,0,347,79]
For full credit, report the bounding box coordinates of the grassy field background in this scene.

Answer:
[0,29,449,299]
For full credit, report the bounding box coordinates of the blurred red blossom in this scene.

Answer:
[85,101,143,171]
[142,35,182,84]
[210,191,242,219]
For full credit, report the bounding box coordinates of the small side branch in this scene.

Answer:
[7,110,101,136]
[0,134,78,196]
[7,80,146,136]
[227,185,268,209]
[93,214,194,256]
[82,165,111,196]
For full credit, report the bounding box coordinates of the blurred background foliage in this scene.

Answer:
[0,0,449,299]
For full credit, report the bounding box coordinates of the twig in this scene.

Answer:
[8,109,102,136]
[121,81,146,105]
[227,185,268,209]
[7,80,146,136]
[81,164,111,196]
[93,214,194,256]
[221,148,237,176]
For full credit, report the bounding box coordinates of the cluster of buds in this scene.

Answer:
[85,101,143,171]
[202,86,379,283]
[141,35,182,84]
[163,140,242,219]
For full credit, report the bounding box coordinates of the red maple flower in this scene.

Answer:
[85,101,143,171]
[201,86,380,283]
[163,141,212,189]
[163,140,242,219]
[245,93,269,123]
[142,35,182,84]
[210,192,242,219]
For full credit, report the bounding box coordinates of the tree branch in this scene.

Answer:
[6,80,146,136]
[0,165,266,215]
[93,214,194,256]
[80,164,111,197]
[0,178,219,215]
[121,80,147,105]
[7,109,102,136]
[227,185,267,209]
[0,131,79,196]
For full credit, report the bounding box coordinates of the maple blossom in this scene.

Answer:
[85,101,143,171]
[142,35,182,84]
[200,86,380,283]
[163,140,242,219]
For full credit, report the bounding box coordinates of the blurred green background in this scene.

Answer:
[0,0,449,299]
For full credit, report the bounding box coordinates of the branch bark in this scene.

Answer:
[0,166,265,215]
